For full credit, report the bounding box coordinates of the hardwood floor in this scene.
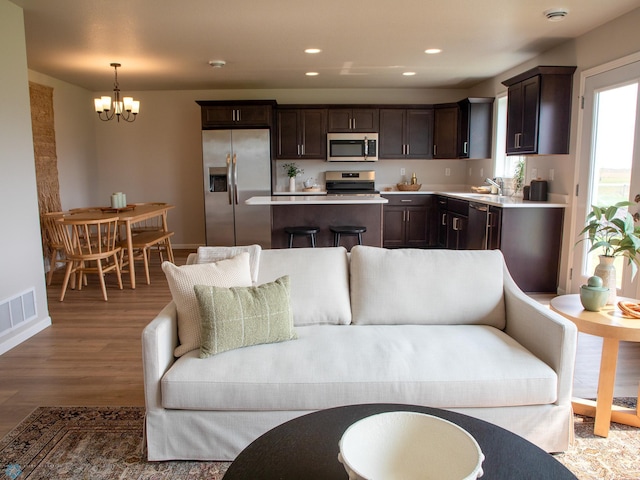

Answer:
[0,249,192,437]
[0,253,638,438]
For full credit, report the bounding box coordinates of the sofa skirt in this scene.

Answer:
[145,402,573,461]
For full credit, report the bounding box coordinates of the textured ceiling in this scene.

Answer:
[10,0,640,91]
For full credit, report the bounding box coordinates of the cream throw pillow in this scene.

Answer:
[196,245,261,284]
[162,253,252,357]
[194,276,296,358]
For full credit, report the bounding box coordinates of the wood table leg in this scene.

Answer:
[125,219,136,289]
[593,337,619,437]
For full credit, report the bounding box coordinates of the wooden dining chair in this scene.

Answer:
[120,208,174,285]
[130,202,168,233]
[57,216,123,301]
[41,211,67,285]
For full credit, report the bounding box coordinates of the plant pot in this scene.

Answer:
[289,177,296,192]
[593,255,617,305]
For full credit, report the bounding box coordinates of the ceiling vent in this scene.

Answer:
[544,8,569,21]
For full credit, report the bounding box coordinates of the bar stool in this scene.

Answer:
[330,226,366,247]
[284,226,320,248]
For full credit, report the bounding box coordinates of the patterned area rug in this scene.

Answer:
[0,404,638,479]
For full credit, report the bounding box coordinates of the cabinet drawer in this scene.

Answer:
[447,198,469,215]
[383,194,431,206]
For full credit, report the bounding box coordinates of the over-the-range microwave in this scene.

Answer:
[327,133,378,162]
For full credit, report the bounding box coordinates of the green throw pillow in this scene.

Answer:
[194,276,297,358]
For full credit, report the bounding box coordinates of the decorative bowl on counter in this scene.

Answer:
[338,411,484,480]
[396,183,422,191]
[471,186,492,194]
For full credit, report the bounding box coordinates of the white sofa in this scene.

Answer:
[142,246,578,461]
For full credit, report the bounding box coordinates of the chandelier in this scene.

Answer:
[93,63,140,122]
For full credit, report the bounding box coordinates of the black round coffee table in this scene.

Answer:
[224,404,576,479]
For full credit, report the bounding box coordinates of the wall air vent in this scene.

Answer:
[0,288,37,335]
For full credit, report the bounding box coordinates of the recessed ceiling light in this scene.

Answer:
[305,48,321,54]
[403,72,416,76]
[306,72,319,76]
[544,8,568,21]
[425,48,442,55]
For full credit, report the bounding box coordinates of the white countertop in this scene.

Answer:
[249,190,567,208]
[246,195,388,205]
[380,189,567,208]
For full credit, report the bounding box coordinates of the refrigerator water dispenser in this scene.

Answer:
[209,167,228,192]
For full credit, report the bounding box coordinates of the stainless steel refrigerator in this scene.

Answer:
[203,129,271,247]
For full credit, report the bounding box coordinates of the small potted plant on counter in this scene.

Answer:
[283,162,304,192]
[577,201,640,304]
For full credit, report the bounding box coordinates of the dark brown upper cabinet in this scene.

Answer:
[327,108,379,132]
[196,100,276,128]
[433,99,494,159]
[433,105,459,159]
[379,108,434,159]
[502,66,576,156]
[458,98,494,159]
[275,107,327,160]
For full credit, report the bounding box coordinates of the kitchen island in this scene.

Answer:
[246,195,388,249]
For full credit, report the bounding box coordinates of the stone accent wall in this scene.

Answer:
[29,82,61,257]
[29,82,61,216]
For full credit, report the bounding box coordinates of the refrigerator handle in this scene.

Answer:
[226,154,232,205]
[233,153,239,205]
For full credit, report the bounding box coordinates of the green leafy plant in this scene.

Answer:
[577,201,640,277]
[513,158,525,193]
[282,163,304,178]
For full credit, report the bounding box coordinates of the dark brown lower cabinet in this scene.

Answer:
[382,195,431,248]
[459,202,564,292]
[496,207,564,293]
[445,198,469,250]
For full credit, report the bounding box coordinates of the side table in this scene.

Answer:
[550,294,640,437]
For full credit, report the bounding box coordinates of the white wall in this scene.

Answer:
[0,0,51,354]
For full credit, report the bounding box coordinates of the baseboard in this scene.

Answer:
[0,316,52,355]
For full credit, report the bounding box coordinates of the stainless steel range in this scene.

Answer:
[325,171,378,196]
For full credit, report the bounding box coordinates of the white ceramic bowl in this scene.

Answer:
[338,411,484,480]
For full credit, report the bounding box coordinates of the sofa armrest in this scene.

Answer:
[142,301,178,411]
[502,268,578,405]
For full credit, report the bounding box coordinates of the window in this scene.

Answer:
[494,93,523,192]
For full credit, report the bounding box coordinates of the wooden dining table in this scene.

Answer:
[67,203,174,289]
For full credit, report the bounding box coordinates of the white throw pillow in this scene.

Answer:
[162,253,253,357]
[196,245,261,284]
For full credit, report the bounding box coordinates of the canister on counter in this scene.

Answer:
[523,185,530,200]
[530,180,548,201]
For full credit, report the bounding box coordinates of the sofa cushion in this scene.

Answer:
[350,246,506,328]
[196,245,261,284]
[161,325,557,411]
[194,276,297,358]
[256,247,351,326]
[162,254,253,357]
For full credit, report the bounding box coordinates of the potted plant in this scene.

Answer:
[282,163,304,192]
[513,158,525,195]
[577,201,640,303]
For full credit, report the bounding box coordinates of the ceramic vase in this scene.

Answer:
[593,255,617,305]
[289,177,296,192]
